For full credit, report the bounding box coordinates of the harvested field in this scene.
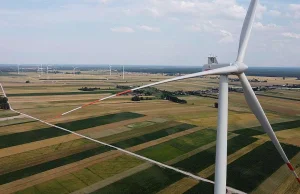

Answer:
[0,122,195,186]
[0,112,144,149]
[1,72,299,194]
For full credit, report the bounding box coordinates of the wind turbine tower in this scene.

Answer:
[123,65,125,80]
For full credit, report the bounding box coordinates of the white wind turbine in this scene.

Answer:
[50,0,299,193]
[123,65,125,80]
[73,67,79,76]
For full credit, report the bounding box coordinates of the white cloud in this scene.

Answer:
[100,0,112,4]
[282,32,300,39]
[186,21,218,32]
[219,30,234,43]
[187,21,233,43]
[269,10,281,17]
[110,27,134,33]
[138,25,161,32]
[254,22,280,31]
[289,4,300,18]
[256,3,267,19]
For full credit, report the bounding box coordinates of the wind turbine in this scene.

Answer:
[123,65,125,80]
[17,64,20,75]
[51,0,299,192]
[73,67,79,76]
[109,65,112,76]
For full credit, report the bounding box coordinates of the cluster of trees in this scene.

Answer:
[78,87,101,91]
[160,92,187,104]
[0,96,10,110]
[131,96,154,101]
[134,87,160,96]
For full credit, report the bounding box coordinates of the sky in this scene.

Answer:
[0,0,300,66]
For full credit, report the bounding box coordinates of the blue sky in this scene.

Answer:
[0,0,299,66]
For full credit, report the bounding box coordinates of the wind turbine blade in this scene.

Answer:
[238,73,300,183]
[236,0,258,63]
[52,65,239,119]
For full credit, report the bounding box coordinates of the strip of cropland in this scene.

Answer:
[185,141,300,193]
[92,135,257,194]
[0,123,196,185]
[234,119,300,136]
[256,93,300,102]
[0,112,144,149]
[0,121,178,173]
[7,90,119,97]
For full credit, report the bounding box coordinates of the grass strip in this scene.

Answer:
[256,93,300,102]
[0,120,36,128]
[234,119,300,136]
[113,123,197,149]
[0,112,144,149]
[7,90,119,97]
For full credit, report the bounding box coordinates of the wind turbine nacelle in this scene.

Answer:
[202,63,232,71]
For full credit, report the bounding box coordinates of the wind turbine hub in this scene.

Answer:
[233,62,248,74]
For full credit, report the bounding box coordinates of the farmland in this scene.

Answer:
[0,71,299,194]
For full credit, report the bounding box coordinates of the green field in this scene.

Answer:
[234,119,300,136]
[114,123,196,149]
[0,122,195,185]
[174,135,258,173]
[0,146,112,185]
[16,155,143,194]
[187,141,300,193]
[225,141,299,192]
[93,166,185,194]
[0,112,144,148]
[137,129,217,162]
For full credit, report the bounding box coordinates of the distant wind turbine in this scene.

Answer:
[123,65,125,80]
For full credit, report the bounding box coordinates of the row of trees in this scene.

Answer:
[131,96,154,101]
[78,87,101,91]
[0,96,10,110]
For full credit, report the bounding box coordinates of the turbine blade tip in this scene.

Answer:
[297,177,300,184]
[116,90,132,96]
[287,163,294,171]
